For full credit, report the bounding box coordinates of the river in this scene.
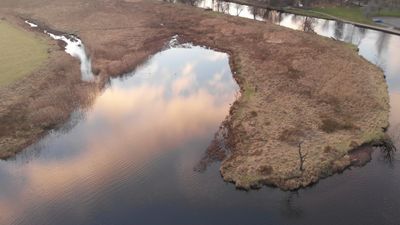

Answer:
[0,2,399,225]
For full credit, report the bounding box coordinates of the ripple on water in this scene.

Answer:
[0,40,240,225]
[5,11,399,225]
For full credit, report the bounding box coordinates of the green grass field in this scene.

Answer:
[372,9,400,17]
[0,21,48,86]
[285,8,333,19]
[291,7,400,26]
[311,7,374,24]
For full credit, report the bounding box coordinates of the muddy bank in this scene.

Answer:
[0,0,389,190]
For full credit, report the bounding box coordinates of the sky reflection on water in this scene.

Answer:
[0,45,238,225]
[0,2,399,224]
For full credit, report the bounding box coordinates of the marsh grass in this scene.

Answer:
[311,7,374,24]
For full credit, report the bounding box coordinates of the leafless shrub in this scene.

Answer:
[194,123,229,172]
[377,136,397,164]
[173,0,200,6]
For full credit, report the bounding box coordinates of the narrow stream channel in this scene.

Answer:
[25,20,94,81]
[0,5,398,225]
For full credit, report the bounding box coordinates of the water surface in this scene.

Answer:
[1,4,399,225]
[0,44,239,225]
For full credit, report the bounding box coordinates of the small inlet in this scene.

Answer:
[25,20,94,81]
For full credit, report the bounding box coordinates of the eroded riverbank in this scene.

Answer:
[0,0,390,190]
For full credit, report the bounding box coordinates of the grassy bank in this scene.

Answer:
[311,6,373,24]
[226,0,400,29]
[0,20,48,86]
[226,0,400,30]
[285,8,332,19]
[372,9,400,17]
[291,6,400,25]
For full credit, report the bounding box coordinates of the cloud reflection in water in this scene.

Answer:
[0,45,238,225]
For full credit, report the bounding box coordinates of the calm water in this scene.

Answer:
[1,3,400,225]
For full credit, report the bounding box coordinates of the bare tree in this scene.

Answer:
[234,4,244,16]
[297,141,308,172]
[173,0,200,6]
[302,17,317,33]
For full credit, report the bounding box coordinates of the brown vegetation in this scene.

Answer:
[0,18,99,158]
[0,0,389,190]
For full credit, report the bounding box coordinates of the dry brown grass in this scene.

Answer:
[279,128,306,145]
[0,18,98,158]
[0,0,390,190]
[319,118,357,133]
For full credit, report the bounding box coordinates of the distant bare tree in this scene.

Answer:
[302,17,317,33]
[170,0,200,6]
[234,4,244,16]
[333,21,345,40]
[214,0,230,13]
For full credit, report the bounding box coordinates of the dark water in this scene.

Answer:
[373,16,400,29]
[0,44,241,225]
[1,3,400,225]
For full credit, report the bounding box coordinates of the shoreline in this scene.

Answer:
[222,0,400,36]
[0,15,99,159]
[0,0,390,190]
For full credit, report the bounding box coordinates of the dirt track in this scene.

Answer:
[0,0,389,189]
